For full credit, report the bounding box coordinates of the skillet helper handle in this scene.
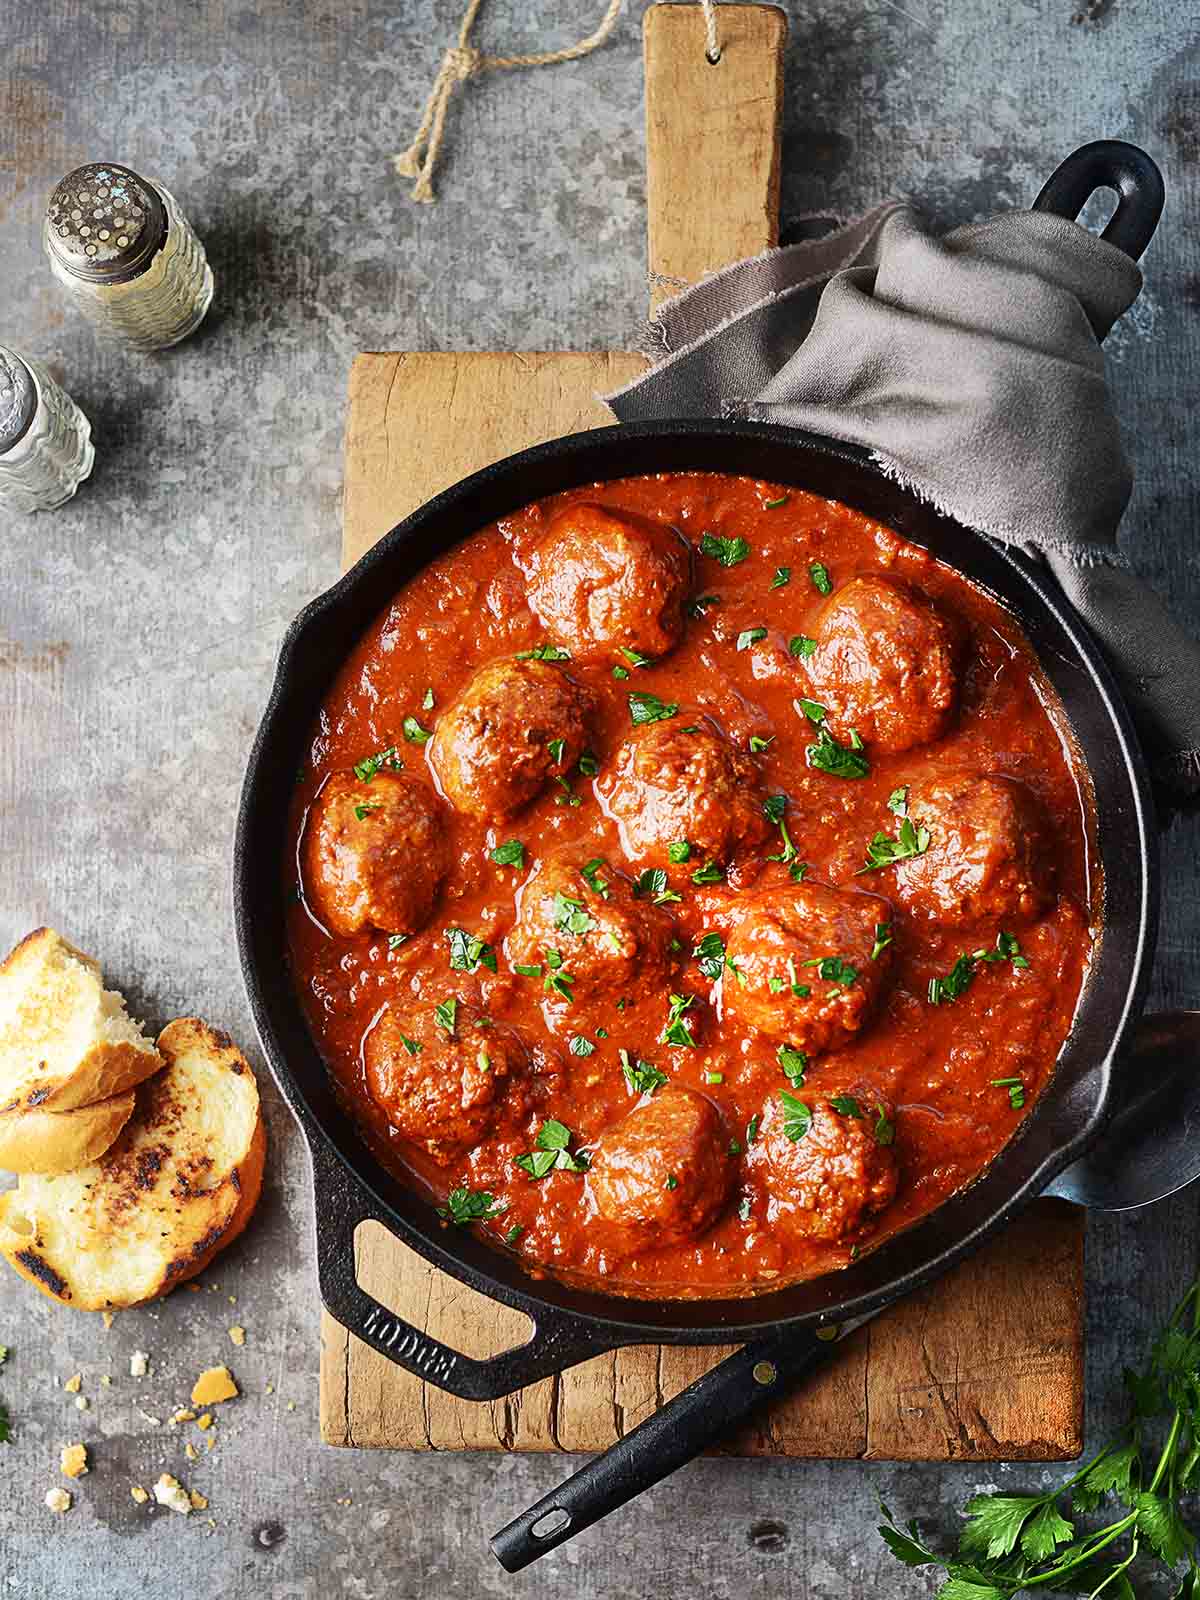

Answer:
[310,1136,615,1402]
[1033,138,1164,263]
[490,1323,852,1573]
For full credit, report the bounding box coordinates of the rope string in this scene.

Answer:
[393,0,625,203]
[701,0,722,62]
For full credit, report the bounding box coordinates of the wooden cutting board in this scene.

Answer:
[319,2,1085,1460]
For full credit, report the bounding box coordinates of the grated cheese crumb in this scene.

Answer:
[196,1413,213,1431]
[100,1375,112,1388]
[153,1474,192,1516]
[63,1373,82,1394]
[191,1366,238,1407]
[74,1396,88,1411]
[171,1409,197,1424]
[129,1351,149,1378]
[227,1326,246,1347]
[60,1444,88,1479]
[184,1442,198,1461]
[44,1488,72,1514]
[101,1313,114,1331]
[189,1490,209,1511]
[131,1486,149,1504]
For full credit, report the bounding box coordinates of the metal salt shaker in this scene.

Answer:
[43,163,213,350]
[0,349,94,514]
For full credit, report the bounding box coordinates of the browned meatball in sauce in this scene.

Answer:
[598,721,772,885]
[429,657,593,822]
[506,852,677,1006]
[892,773,1050,928]
[303,769,449,938]
[526,503,691,662]
[589,1087,733,1242]
[753,1090,899,1242]
[725,881,893,1055]
[805,573,962,753]
[364,1005,528,1165]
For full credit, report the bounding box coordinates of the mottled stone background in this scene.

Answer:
[1,1,1198,1595]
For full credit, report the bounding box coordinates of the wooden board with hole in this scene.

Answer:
[319,2,1085,1460]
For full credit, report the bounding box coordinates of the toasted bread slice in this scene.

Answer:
[0,929,163,1112]
[0,1090,137,1175]
[0,1018,265,1310]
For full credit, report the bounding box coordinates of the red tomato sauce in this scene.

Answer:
[285,473,1095,1300]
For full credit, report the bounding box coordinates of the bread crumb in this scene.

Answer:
[130,1351,149,1378]
[191,1366,238,1406]
[63,1373,82,1394]
[44,1488,72,1514]
[265,1383,274,1395]
[171,1408,197,1424]
[228,1326,246,1347]
[74,1396,89,1411]
[99,1375,112,1388]
[286,1401,296,1412]
[153,1474,192,1516]
[228,1294,237,1305]
[189,1490,209,1511]
[196,1412,213,1431]
[101,1312,114,1331]
[60,1444,88,1479]
[205,1435,216,1452]
[130,1485,149,1504]
[184,1442,198,1461]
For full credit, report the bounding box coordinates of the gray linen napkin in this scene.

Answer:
[607,206,1200,800]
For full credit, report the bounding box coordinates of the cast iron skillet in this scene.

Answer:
[234,143,1162,1413]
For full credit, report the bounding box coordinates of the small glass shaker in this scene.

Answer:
[0,349,94,514]
[43,162,213,351]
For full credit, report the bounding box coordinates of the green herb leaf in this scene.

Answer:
[870,922,893,961]
[612,664,630,680]
[700,533,751,568]
[858,816,932,873]
[887,785,909,816]
[690,860,724,885]
[806,723,870,779]
[687,593,720,619]
[445,926,498,974]
[569,1035,595,1057]
[776,1045,808,1084]
[770,567,791,589]
[789,635,818,659]
[399,1033,422,1057]
[514,963,543,978]
[796,697,827,725]
[830,1094,863,1117]
[619,646,653,668]
[547,737,566,764]
[552,890,596,937]
[505,1224,524,1245]
[779,1090,812,1142]
[809,561,833,595]
[439,1187,505,1225]
[422,688,435,711]
[433,997,458,1034]
[789,860,810,882]
[353,802,380,821]
[354,745,403,783]
[620,1049,668,1096]
[748,734,774,754]
[661,993,697,1049]
[693,932,727,982]
[803,955,859,986]
[668,840,691,864]
[874,1104,896,1146]
[629,691,679,726]
[516,642,570,661]
[578,749,599,777]
[542,947,575,1002]
[1019,1501,1075,1562]
[490,839,526,869]
[763,495,789,510]
[387,933,409,951]
[737,627,768,652]
[579,857,612,899]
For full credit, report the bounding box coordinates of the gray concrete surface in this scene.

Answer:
[1,1,1198,1595]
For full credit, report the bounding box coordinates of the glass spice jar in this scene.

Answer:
[0,348,94,514]
[43,162,213,351]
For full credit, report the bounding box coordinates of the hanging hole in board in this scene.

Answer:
[531,1508,572,1540]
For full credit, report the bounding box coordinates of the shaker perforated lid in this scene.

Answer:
[0,349,36,454]
[44,164,167,283]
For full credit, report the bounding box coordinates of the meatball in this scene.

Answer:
[506,852,676,1004]
[429,657,593,821]
[725,881,893,1055]
[303,769,449,938]
[598,721,772,883]
[526,502,690,662]
[805,573,962,753]
[589,1087,733,1241]
[754,1090,899,1241]
[364,1005,528,1165]
[892,773,1050,927]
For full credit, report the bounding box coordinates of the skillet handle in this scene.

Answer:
[1033,139,1163,263]
[490,1323,854,1572]
[310,1135,616,1401]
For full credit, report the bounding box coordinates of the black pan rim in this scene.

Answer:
[235,418,1158,1354]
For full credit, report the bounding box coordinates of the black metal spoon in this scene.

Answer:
[491,1011,1200,1572]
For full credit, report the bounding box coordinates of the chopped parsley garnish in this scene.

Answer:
[661,993,697,1048]
[806,722,870,779]
[803,956,859,986]
[737,1196,753,1222]
[516,642,570,661]
[580,857,612,898]
[789,635,818,659]
[690,861,724,886]
[439,1187,505,1225]
[830,1094,863,1117]
[387,933,409,951]
[857,816,931,873]
[928,931,1030,1005]
[547,737,566,764]
[629,691,679,726]
[746,1114,760,1144]
[728,1138,742,1156]
[777,1044,808,1085]
[354,745,402,783]
[578,749,600,777]
[700,533,751,568]
[445,927,498,974]
[668,840,691,864]
[770,567,791,589]
[402,715,432,745]
[422,688,435,711]
[514,1119,588,1178]
[779,1090,812,1142]
[490,839,526,869]
[992,1076,1027,1109]
[737,627,768,652]
[514,962,543,977]
[749,734,774,754]
[665,1173,679,1190]
[355,802,382,822]
[399,1033,422,1057]
[874,1104,896,1144]
[552,891,595,936]
[553,775,581,807]
[569,1035,596,1057]
[619,646,653,669]
[763,495,790,510]
[693,932,728,982]
[620,1050,668,1096]
[704,1071,724,1085]
[542,947,575,1002]
[687,593,720,619]
[612,664,630,681]
[596,1026,609,1039]
[633,866,682,905]
[433,997,459,1035]
[887,785,909,817]
[505,1225,523,1245]
[796,697,827,725]
[763,793,799,865]
[809,561,833,595]
[870,922,893,961]
[789,860,810,882]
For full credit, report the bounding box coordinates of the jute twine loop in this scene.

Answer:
[394,0,724,203]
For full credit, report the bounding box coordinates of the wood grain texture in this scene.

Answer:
[321,1,1085,1461]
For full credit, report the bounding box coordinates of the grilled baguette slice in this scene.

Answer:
[0,1090,137,1175]
[0,1018,265,1310]
[0,929,162,1112]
